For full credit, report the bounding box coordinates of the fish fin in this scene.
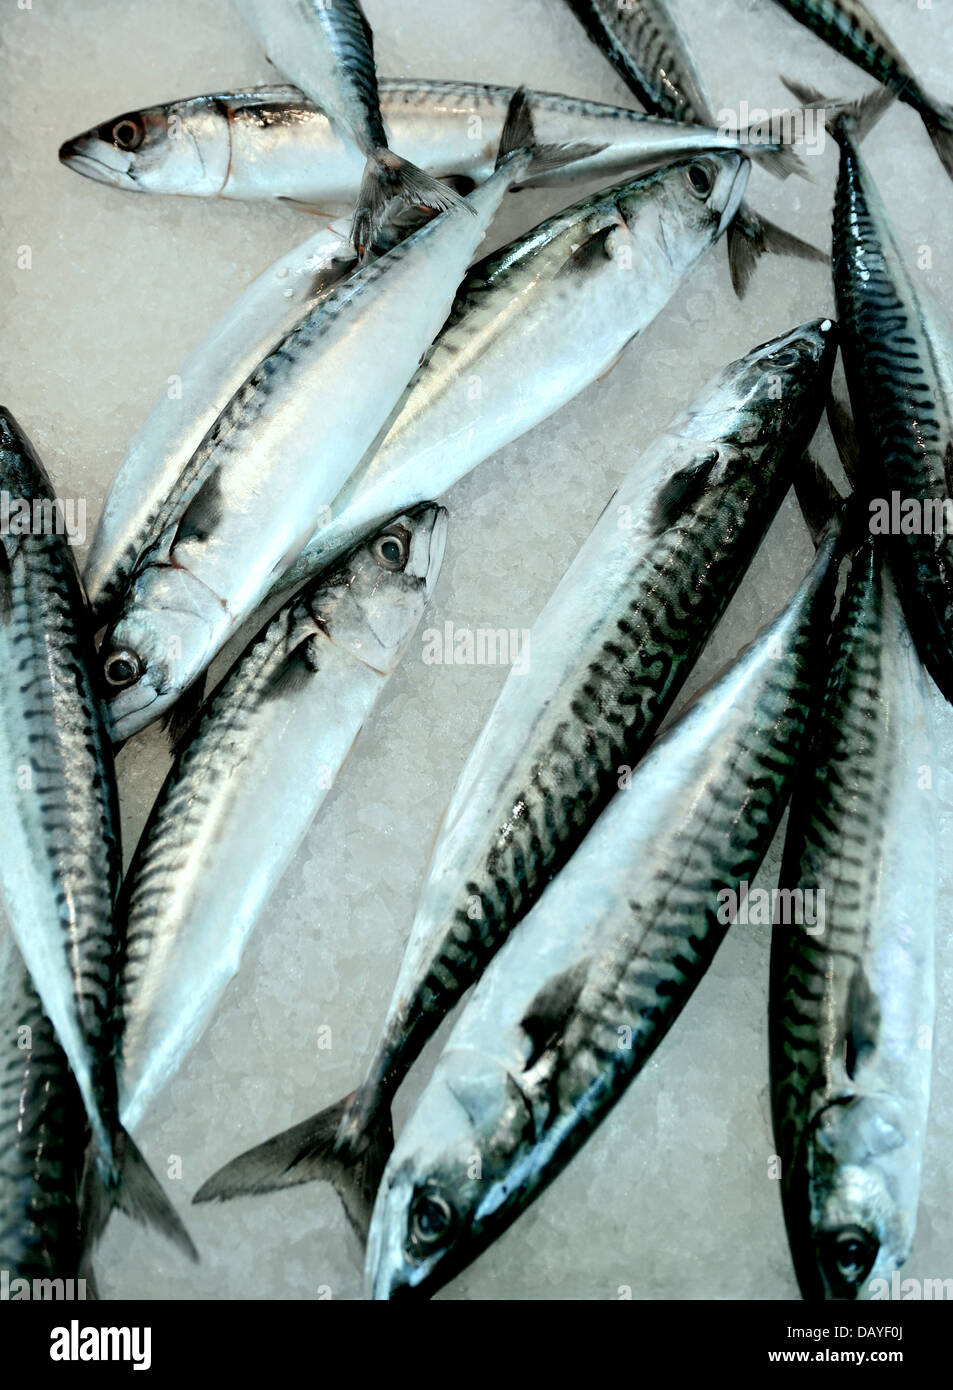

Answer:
[844,967,881,1079]
[944,440,953,499]
[80,1128,198,1263]
[556,224,617,277]
[780,77,895,144]
[162,673,208,754]
[0,540,12,623]
[495,85,607,180]
[264,633,322,700]
[795,454,846,547]
[352,153,473,261]
[922,107,953,184]
[192,1092,393,1242]
[727,206,827,298]
[826,394,862,485]
[520,960,591,1070]
[747,138,811,182]
[172,470,224,550]
[651,450,721,533]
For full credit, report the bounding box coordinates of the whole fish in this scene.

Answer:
[58,77,803,210]
[819,103,953,705]
[771,538,936,1301]
[0,926,88,1288]
[364,530,841,1299]
[193,321,837,1229]
[84,218,357,625]
[117,506,446,1141]
[233,0,468,254]
[562,0,826,293]
[0,408,194,1260]
[276,151,752,596]
[99,146,531,742]
[772,0,953,180]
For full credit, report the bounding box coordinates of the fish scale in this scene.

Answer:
[830,117,953,703]
[364,524,840,1299]
[771,540,936,1299]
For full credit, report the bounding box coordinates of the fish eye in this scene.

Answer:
[408,1189,455,1251]
[109,116,144,151]
[820,1225,878,1291]
[372,526,410,572]
[103,648,143,689]
[685,161,715,199]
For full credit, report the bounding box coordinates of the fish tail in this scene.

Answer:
[780,77,895,146]
[496,86,608,182]
[726,206,827,299]
[352,152,473,260]
[922,106,953,184]
[192,1090,394,1242]
[80,1126,198,1263]
[746,139,810,182]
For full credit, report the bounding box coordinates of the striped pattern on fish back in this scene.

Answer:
[769,546,885,1172]
[3,535,121,1094]
[553,617,818,1136]
[832,145,953,681]
[0,939,85,1278]
[777,0,921,106]
[416,473,777,1023]
[119,600,313,1007]
[321,0,387,152]
[567,0,714,124]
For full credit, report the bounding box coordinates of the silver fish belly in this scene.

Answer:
[771,540,936,1301]
[118,506,446,1136]
[365,531,841,1299]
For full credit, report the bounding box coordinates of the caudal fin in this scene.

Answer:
[80,1128,198,1263]
[727,204,827,298]
[192,1092,394,1242]
[747,138,810,182]
[922,107,953,184]
[780,77,895,145]
[352,153,473,261]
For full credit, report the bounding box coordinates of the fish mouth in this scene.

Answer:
[59,137,134,187]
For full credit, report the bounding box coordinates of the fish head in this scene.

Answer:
[59,97,231,196]
[798,1096,915,1300]
[616,151,748,263]
[366,1047,536,1300]
[99,566,222,740]
[675,318,839,449]
[306,505,448,674]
